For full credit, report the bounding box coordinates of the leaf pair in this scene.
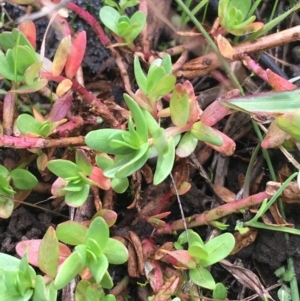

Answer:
[134,55,176,108]
[47,150,95,207]
[100,6,146,46]
[174,230,235,291]
[54,217,128,290]
[218,0,263,35]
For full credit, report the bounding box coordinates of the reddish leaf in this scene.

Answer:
[159,250,197,269]
[65,31,86,79]
[89,166,111,190]
[267,69,296,92]
[18,20,37,49]
[47,91,72,122]
[261,120,290,149]
[92,209,118,227]
[205,128,236,156]
[201,99,231,126]
[16,239,71,268]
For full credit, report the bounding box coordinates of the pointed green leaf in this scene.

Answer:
[152,127,169,155]
[134,56,147,93]
[124,93,148,143]
[76,149,92,176]
[87,252,108,284]
[176,131,198,157]
[38,226,59,277]
[153,136,175,185]
[54,245,87,290]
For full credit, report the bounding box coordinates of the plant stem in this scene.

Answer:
[155,191,271,235]
[0,135,84,149]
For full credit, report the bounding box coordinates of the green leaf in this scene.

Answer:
[16,114,43,136]
[189,266,216,290]
[134,56,147,93]
[115,143,149,178]
[10,169,38,190]
[87,252,108,284]
[200,233,235,267]
[99,6,121,35]
[111,177,129,193]
[127,11,146,41]
[0,199,14,219]
[76,149,92,176]
[85,129,136,155]
[38,227,59,278]
[213,283,228,300]
[277,112,300,141]
[176,131,198,158]
[0,32,14,51]
[103,238,128,264]
[188,242,208,261]
[11,78,48,94]
[65,184,90,207]
[12,29,35,52]
[152,127,169,155]
[0,55,23,81]
[85,217,109,252]
[12,45,38,75]
[161,54,173,74]
[95,154,114,170]
[54,245,87,290]
[100,271,114,289]
[170,83,190,127]
[146,66,166,98]
[124,94,148,143]
[148,75,176,101]
[32,276,58,301]
[0,165,9,178]
[24,61,42,86]
[56,221,87,245]
[47,160,81,179]
[191,121,223,146]
[142,109,160,135]
[153,137,175,185]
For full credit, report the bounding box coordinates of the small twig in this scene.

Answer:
[0,135,84,149]
[178,25,300,78]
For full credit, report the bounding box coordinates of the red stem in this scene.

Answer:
[155,191,271,235]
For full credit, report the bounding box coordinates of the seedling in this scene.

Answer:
[54,216,128,291]
[86,56,233,190]
[99,6,146,49]
[47,149,110,207]
[218,0,264,36]
[0,164,38,218]
[104,0,139,15]
[167,230,235,297]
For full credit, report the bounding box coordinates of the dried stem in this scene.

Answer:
[178,25,300,78]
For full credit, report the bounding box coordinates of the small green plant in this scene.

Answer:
[0,164,38,218]
[163,230,235,298]
[47,149,110,207]
[103,0,139,15]
[4,216,127,301]
[85,55,230,192]
[218,0,264,36]
[54,216,128,295]
[0,28,47,92]
[0,252,58,301]
[99,6,146,49]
